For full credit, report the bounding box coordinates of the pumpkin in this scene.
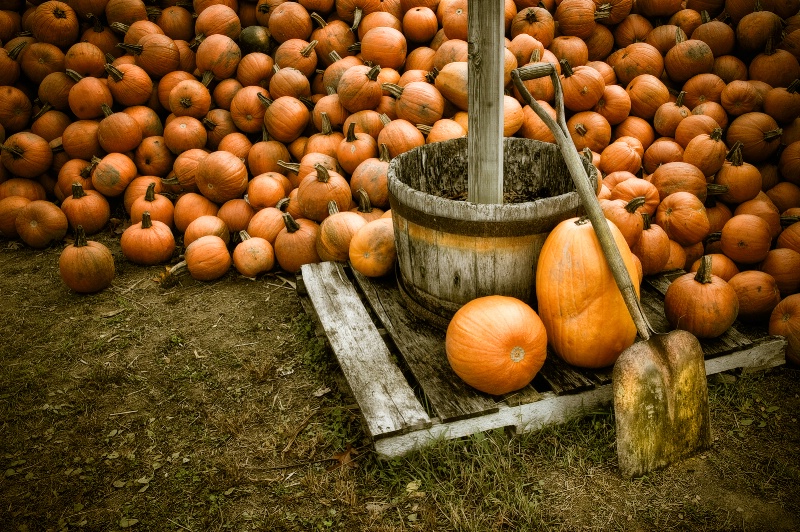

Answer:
[120,211,176,265]
[173,192,219,233]
[59,225,114,293]
[689,252,739,281]
[600,196,645,247]
[348,217,396,277]
[273,212,321,273]
[15,200,68,249]
[654,191,710,246]
[0,195,31,239]
[1,132,53,178]
[185,234,232,281]
[714,142,762,205]
[445,295,547,396]
[164,116,208,155]
[233,230,275,277]
[316,201,368,262]
[728,270,781,322]
[297,163,352,222]
[130,182,174,228]
[97,104,143,154]
[560,59,605,112]
[184,215,230,248]
[726,112,783,164]
[60,183,110,235]
[30,1,79,49]
[536,216,639,368]
[664,254,738,338]
[683,127,727,178]
[630,212,671,275]
[653,90,690,137]
[769,293,800,365]
[759,248,800,297]
[91,153,138,198]
[720,214,772,265]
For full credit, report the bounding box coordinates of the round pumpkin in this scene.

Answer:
[59,225,114,293]
[445,295,548,396]
[233,230,274,277]
[349,217,397,277]
[15,200,68,249]
[729,270,781,322]
[185,234,232,281]
[770,294,800,365]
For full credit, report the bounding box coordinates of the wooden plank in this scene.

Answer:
[706,336,786,375]
[374,386,614,459]
[538,353,598,395]
[300,262,431,438]
[351,269,500,422]
[467,0,504,204]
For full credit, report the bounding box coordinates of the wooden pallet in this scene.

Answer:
[297,262,787,459]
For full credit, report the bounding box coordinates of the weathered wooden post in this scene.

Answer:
[467,0,504,204]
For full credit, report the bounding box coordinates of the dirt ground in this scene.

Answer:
[1,226,799,531]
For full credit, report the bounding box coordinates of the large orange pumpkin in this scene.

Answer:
[445,295,548,396]
[348,217,397,277]
[536,216,640,368]
[770,293,800,365]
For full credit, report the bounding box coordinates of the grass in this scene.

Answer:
[0,243,798,531]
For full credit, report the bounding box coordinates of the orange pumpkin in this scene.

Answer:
[348,217,396,277]
[445,295,548,396]
[770,293,800,365]
[536,216,639,368]
[58,225,115,293]
[233,230,275,277]
[185,234,232,281]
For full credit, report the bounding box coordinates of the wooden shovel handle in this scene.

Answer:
[511,65,652,341]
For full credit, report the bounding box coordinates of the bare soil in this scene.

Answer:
[1,229,799,531]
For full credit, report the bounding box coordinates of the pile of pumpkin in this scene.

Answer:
[0,0,798,380]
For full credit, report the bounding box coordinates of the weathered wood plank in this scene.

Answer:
[374,386,614,459]
[706,337,786,375]
[352,269,501,422]
[538,353,598,395]
[300,262,431,438]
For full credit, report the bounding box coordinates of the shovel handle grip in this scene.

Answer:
[515,63,556,81]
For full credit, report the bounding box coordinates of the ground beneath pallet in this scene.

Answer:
[0,236,798,531]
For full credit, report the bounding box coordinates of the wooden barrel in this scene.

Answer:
[388,137,582,327]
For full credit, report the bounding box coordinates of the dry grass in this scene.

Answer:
[1,238,799,531]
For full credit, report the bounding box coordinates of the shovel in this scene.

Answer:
[511,63,711,478]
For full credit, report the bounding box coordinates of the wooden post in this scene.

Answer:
[467,1,504,204]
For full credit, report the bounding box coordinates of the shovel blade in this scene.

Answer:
[613,330,711,478]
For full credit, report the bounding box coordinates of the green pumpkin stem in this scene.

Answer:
[73,225,88,248]
[625,196,646,213]
[694,255,713,284]
[706,183,729,195]
[100,103,114,118]
[355,188,373,213]
[110,22,129,35]
[781,215,800,227]
[144,182,156,202]
[71,183,87,199]
[314,163,332,183]
[282,212,300,233]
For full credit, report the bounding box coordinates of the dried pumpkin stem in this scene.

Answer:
[239,230,251,241]
[314,163,332,183]
[70,183,87,199]
[301,40,318,57]
[345,121,358,142]
[277,160,299,173]
[100,103,114,117]
[104,63,124,82]
[110,22,129,35]
[141,211,153,229]
[144,182,156,202]
[694,255,713,284]
[355,188,373,213]
[351,7,363,31]
[327,200,339,216]
[706,183,729,195]
[282,212,300,233]
[625,196,646,213]
[73,225,88,248]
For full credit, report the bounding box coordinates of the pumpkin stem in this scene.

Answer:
[326,85,337,95]
[73,225,88,248]
[594,3,612,20]
[202,117,218,131]
[706,183,729,195]
[788,79,800,94]
[559,58,573,77]
[314,163,332,183]
[675,90,686,107]
[351,6,363,31]
[425,67,439,83]
[416,124,431,135]
[201,71,215,86]
[116,42,143,56]
[764,127,783,142]
[694,255,714,284]
[51,139,64,153]
[299,96,315,110]
[310,12,328,28]
[87,12,104,33]
[364,63,381,82]
[104,62,124,81]
[781,214,800,227]
[641,212,652,230]
[190,33,205,51]
[327,200,340,216]
[256,93,272,109]
[575,215,590,225]
[71,183,87,199]
[700,10,711,23]
[348,42,361,54]
[64,69,84,82]
[80,160,97,179]
[144,182,156,202]
[328,50,343,64]
[725,140,743,165]
[345,121,358,142]
[705,231,721,244]
[301,40,318,58]
[316,111,332,135]
[261,124,270,142]
[104,52,117,65]
[277,159,300,173]
[379,143,390,162]
[355,188,373,213]
[239,230,251,241]
[524,7,540,23]
[276,197,290,212]
[110,22,129,35]
[146,7,161,19]
[529,48,542,63]
[281,212,300,233]
[100,103,114,118]
[574,122,588,136]
[179,97,193,109]
[0,143,23,159]
[763,36,775,56]
[379,113,391,126]
[31,102,52,121]
[625,196,646,213]
[8,41,26,61]
[141,211,153,229]
[382,82,403,98]
[710,127,723,141]
[675,27,685,44]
